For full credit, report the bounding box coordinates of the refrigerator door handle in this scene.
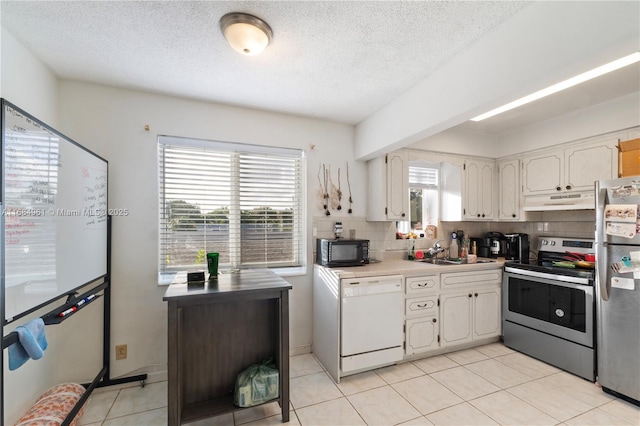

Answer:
[595,183,607,245]
[597,243,610,301]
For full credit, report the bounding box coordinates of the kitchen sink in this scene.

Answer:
[419,258,496,265]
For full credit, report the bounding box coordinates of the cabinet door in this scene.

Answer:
[464,160,495,220]
[405,315,439,355]
[386,152,409,220]
[498,159,520,220]
[473,288,501,339]
[440,292,472,347]
[522,150,563,195]
[565,142,617,191]
[480,162,495,220]
[464,161,481,219]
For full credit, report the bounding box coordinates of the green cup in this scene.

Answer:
[206,252,219,277]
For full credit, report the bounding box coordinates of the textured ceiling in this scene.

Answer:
[0,0,531,124]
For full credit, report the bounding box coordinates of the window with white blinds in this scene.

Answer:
[158,136,304,277]
[409,164,438,188]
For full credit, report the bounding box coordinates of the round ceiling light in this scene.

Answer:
[220,12,273,56]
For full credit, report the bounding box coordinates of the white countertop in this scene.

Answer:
[317,257,505,279]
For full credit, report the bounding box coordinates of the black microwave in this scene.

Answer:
[316,238,370,267]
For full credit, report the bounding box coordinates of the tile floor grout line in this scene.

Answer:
[99,388,121,425]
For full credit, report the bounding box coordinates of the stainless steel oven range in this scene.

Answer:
[503,237,595,381]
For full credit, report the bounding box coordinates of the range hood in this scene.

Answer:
[523,191,595,211]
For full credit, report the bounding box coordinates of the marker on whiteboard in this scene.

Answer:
[58,307,77,318]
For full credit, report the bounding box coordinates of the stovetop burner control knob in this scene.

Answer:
[542,240,548,245]
[550,241,556,246]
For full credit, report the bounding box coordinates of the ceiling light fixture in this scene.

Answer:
[471,51,640,122]
[220,12,273,56]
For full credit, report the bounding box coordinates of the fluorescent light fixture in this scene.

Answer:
[471,51,640,122]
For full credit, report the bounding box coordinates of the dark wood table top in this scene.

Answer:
[163,269,292,302]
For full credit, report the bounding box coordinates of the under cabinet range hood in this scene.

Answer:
[523,191,595,211]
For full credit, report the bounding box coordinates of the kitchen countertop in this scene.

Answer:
[317,257,505,279]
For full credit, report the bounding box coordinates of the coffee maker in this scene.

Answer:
[470,232,504,258]
[486,232,505,258]
[504,233,530,263]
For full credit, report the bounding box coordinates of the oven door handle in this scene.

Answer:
[504,266,592,286]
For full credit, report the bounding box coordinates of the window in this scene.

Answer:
[158,136,304,280]
[397,162,439,236]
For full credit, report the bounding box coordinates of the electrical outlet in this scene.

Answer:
[115,344,127,360]
[349,229,356,239]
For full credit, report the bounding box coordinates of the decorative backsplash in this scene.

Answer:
[313,209,596,262]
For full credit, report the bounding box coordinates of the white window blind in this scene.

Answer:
[409,165,438,188]
[158,136,304,277]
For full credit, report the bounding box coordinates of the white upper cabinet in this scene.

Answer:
[367,151,408,221]
[522,140,617,196]
[498,158,521,220]
[463,159,495,220]
[521,149,564,195]
[565,142,618,191]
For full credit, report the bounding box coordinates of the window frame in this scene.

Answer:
[157,135,306,283]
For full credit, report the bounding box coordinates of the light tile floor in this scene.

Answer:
[78,343,640,425]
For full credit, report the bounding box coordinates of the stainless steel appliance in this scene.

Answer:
[316,238,370,267]
[595,177,640,405]
[503,237,596,381]
[504,233,530,263]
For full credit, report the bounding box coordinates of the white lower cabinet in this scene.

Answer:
[473,287,501,339]
[404,275,440,356]
[440,292,473,347]
[405,314,439,354]
[404,269,502,358]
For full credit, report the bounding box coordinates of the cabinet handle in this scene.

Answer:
[482,214,485,218]
[417,303,427,308]
[512,214,516,218]
[401,213,406,217]
[474,293,478,297]
[418,283,427,287]
[566,185,572,190]
[477,214,481,218]
[432,318,437,323]
[468,294,472,298]
[556,186,562,191]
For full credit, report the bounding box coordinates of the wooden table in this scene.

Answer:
[163,269,292,425]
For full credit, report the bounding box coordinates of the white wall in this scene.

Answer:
[0,27,58,125]
[0,25,89,425]
[495,92,640,157]
[56,81,361,379]
[409,92,640,158]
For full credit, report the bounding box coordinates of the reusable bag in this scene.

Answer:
[233,358,279,407]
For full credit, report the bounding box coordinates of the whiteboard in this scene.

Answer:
[2,100,108,322]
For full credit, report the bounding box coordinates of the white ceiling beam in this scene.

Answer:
[354,1,640,161]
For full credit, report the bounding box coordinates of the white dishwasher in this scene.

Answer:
[341,275,404,374]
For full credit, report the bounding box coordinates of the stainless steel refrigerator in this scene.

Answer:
[595,177,640,405]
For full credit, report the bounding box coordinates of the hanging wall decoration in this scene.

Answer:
[318,162,353,215]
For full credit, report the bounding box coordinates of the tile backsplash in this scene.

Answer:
[312,209,596,262]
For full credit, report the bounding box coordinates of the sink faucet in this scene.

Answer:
[427,240,446,257]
